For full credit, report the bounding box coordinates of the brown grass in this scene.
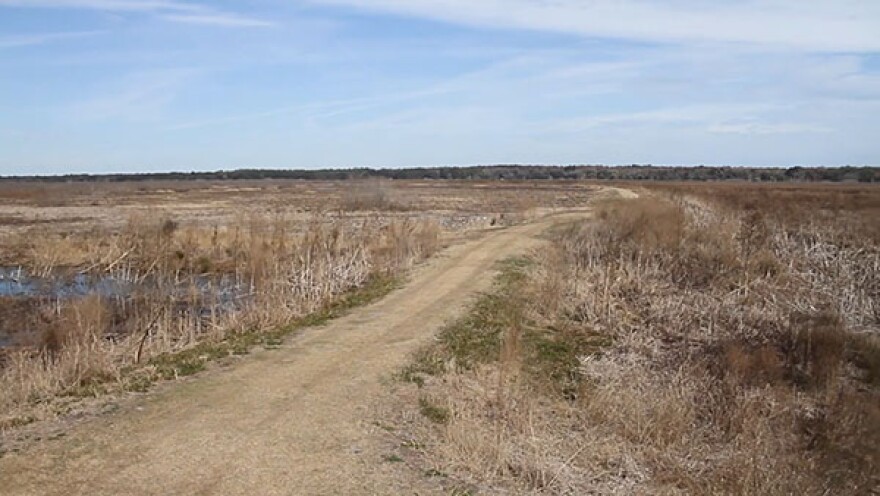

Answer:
[0,179,603,430]
[397,183,880,494]
[338,179,408,212]
[0,208,441,426]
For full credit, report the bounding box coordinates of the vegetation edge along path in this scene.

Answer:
[0,274,401,456]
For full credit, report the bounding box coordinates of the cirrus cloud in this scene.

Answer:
[0,0,273,28]
[0,30,104,49]
[312,0,880,52]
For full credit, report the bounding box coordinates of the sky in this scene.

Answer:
[0,1,879,175]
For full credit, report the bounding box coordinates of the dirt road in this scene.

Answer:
[0,206,599,495]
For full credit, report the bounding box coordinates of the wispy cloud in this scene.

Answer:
[312,0,880,52]
[0,0,198,12]
[546,104,786,132]
[0,30,103,49]
[165,86,451,131]
[0,0,273,28]
[708,122,833,135]
[3,0,877,171]
[160,13,275,28]
[163,56,558,131]
[68,69,199,121]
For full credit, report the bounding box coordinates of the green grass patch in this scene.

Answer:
[61,370,117,398]
[523,325,613,398]
[493,256,533,285]
[122,372,155,393]
[150,349,208,380]
[399,255,614,400]
[399,257,531,385]
[419,397,450,424]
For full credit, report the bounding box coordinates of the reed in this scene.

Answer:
[0,212,441,425]
[401,184,879,494]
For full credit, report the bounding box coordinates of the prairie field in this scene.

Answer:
[0,179,595,432]
[4,0,877,492]
[391,181,880,495]
[1,178,878,496]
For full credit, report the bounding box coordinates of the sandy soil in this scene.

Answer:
[0,202,610,495]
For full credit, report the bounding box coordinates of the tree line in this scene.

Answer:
[3,165,877,183]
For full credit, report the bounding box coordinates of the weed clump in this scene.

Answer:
[418,397,450,424]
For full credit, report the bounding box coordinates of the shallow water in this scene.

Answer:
[0,267,135,299]
[0,267,250,300]
[0,267,256,349]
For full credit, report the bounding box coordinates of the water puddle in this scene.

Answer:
[1,267,251,300]
[0,267,257,349]
[1,267,135,299]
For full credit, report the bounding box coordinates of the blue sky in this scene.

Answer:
[1,1,879,174]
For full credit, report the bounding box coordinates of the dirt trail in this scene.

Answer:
[0,204,605,495]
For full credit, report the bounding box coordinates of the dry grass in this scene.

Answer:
[338,179,408,212]
[0,179,595,431]
[397,184,879,494]
[0,209,441,427]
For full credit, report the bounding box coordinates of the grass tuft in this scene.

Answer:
[418,397,450,425]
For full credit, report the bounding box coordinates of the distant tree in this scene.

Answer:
[858,168,876,183]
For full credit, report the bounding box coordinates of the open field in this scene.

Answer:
[0,179,609,494]
[5,0,878,493]
[0,202,594,495]
[0,179,597,439]
[0,179,877,495]
[0,179,595,237]
[389,181,879,494]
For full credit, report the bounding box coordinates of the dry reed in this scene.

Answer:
[0,212,440,427]
[400,185,879,494]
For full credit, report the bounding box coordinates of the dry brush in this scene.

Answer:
[398,186,879,494]
[0,212,440,428]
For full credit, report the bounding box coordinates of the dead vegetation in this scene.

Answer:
[338,179,409,212]
[0,208,440,429]
[0,179,592,434]
[396,184,879,494]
